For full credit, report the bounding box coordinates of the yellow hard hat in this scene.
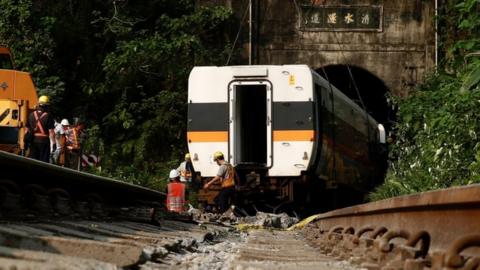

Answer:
[185,153,191,160]
[38,95,49,105]
[213,151,224,161]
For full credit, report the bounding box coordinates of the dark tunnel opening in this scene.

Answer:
[316,65,396,131]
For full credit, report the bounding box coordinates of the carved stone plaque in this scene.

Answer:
[300,5,383,32]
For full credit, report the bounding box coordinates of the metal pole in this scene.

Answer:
[249,0,252,65]
[435,0,438,69]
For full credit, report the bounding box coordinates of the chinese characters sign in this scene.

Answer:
[301,5,382,31]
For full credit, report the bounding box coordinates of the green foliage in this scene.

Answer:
[90,1,233,183]
[370,0,480,201]
[0,0,65,109]
[370,70,480,201]
[461,60,480,92]
[442,0,480,69]
[0,0,233,191]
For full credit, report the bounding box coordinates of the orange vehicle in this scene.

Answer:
[0,46,38,154]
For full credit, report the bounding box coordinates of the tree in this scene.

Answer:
[370,0,480,200]
[0,0,234,188]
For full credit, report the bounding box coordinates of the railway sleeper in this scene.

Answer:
[0,219,226,268]
[0,224,148,267]
[30,222,189,263]
[0,246,117,270]
[0,222,187,267]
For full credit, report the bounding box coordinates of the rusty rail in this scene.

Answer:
[303,184,480,269]
[0,150,165,220]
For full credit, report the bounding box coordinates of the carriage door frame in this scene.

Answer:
[228,80,272,168]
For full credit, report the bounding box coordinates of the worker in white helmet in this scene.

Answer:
[52,119,69,165]
[166,169,186,213]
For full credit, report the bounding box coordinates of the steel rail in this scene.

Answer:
[0,150,165,219]
[304,184,480,269]
[0,150,164,200]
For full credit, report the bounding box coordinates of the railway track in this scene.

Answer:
[1,150,479,269]
[0,150,163,220]
[301,184,480,269]
[0,150,232,269]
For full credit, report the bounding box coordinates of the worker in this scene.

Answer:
[52,119,69,165]
[177,153,194,183]
[64,119,85,170]
[203,151,236,213]
[25,95,55,163]
[166,169,186,213]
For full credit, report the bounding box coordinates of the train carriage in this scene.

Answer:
[188,65,386,212]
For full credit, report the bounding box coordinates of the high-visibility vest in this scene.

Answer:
[65,126,81,150]
[166,182,186,212]
[33,111,48,137]
[179,161,193,182]
[180,169,192,179]
[221,164,235,188]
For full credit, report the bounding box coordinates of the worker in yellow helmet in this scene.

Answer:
[177,153,194,183]
[203,151,236,212]
[25,95,56,163]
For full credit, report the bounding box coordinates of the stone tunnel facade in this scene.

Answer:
[201,0,437,97]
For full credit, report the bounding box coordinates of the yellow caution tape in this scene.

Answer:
[286,214,321,231]
[235,223,268,232]
[234,214,320,232]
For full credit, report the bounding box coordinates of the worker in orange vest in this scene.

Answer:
[64,120,86,170]
[177,153,194,183]
[166,169,186,213]
[203,151,236,213]
[25,96,55,163]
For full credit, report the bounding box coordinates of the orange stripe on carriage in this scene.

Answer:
[187,131,228,142]
[188,130,315,142]
[273,130,315,141]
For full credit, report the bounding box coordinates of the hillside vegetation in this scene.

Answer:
[0,0,233,188]
[370,0,480,200]
[1,0,479,197]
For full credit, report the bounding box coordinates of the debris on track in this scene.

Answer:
[192,205,299,229]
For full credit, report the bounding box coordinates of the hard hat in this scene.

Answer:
[38,95,49,105]
[60,119,70,126]
[213,151,224,161]
[169,169,180,179]
[185,153,191,160]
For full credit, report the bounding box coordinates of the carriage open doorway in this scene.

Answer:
[229,82,272,168]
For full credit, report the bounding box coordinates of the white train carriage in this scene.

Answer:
[188,65,386,210]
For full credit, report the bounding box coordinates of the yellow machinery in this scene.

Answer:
[0,47,38,154]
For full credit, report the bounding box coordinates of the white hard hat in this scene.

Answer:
[61,119,70,126]
[169,169,180,179]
